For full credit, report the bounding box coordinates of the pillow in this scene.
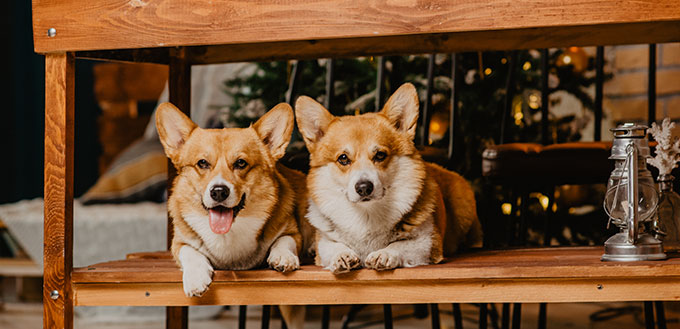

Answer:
[81,138,167,204]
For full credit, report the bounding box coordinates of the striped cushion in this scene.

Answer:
[81,138,167,204]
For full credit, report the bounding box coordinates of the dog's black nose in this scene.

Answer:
[355,181,374,197]
[210,185,230,202]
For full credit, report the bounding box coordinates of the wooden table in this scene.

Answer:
[33,1,680,328]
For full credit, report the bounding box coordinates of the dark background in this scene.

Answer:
[2,1,101,204]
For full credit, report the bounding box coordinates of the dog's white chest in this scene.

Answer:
[183,213,269,269]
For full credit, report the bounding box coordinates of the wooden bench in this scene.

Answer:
[32,1,680,328]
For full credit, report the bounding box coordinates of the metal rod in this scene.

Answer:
[322,305,330,329]
[421,54,436,146]
[540,49,550,145]
[376,56,386,111]
[261,305,271,329]
[384,304,394,329]
[649,44,657,125]
[655,301,667,329]
[628,143,639,244]
[644,301,655,329]
[511,304,522,329]
[594,46,604,141]
[285,61,303,106]
[448,53,459,164]
[325,59,336,112]
[431,304,441,329]
[500,51,518,144]
[537,303,547,329]
[501,303,510,329]
[480,304,488,329]
[452,303,464,329]
[239,305,248,329]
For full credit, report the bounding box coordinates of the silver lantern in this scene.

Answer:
[602,123,666,261]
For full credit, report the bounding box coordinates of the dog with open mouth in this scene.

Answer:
[295,83,482,274]
[156,102,312,297]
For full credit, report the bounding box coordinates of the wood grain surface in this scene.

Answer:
[71,247,680,305]
[70,247,680,306]
[72,277,680,306]
[33,0,680,54]
[43,53,75,329]
[73,247,680,283]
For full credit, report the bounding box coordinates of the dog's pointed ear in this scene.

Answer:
[155,102,197,161]
[295,96,334,148]
[381,83,420,140]
[253,103,294,160]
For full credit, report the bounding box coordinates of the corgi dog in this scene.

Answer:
[156,102,312,297]
[295,83,482,274]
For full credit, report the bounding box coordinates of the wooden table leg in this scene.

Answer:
[43,52,75,329]
[166,47,191,329]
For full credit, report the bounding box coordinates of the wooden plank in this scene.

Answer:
[33,0,680,54]
[72,277,680,306]
[167,47,191,329]
[0,258,42,277]
[71,21,680,65]
[43,52,75,329]
[72,247,680,283]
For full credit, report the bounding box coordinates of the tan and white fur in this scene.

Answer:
[156,102,312,298]
[295,83,482,274]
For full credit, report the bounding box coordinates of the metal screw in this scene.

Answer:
[597,284,604,290]
[145,292,150,297]
[50,290,59,300]
[47,28,56,37]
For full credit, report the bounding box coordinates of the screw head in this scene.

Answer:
[50,290,59,300]
[47,28,57,38]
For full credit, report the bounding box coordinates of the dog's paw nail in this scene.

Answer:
[269,253,300,272]
[329,251,360,274]
[365,250,400,270]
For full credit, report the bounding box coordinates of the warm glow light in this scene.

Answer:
[528,94,540,109]
[539,195,550,211]
[552,203,558,212]
[501,58,507,64]
[431,121,441,133]
[501,203,512,215]
[563,55,572,64]
[484,68,492,75]
[523,61,532,71]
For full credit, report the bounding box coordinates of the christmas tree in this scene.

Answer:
[222,48,600,182]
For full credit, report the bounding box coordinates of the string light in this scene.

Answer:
[501,203,512,215]
[523,61,532,71]
[484,68,492,76]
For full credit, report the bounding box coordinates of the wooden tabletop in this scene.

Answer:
[71,247,680,306]
[32,1,680,64]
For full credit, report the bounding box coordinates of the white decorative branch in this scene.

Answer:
[648,117,680,176]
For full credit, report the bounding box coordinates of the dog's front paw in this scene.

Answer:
[328,250,361,274]
[365,249,401,271]
[268,251,300,272]
[182,260,214,297]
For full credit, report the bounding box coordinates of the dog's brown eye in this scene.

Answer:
[234,158,248,169]
[197,159,210,169]
[373,151,387,162]
[337,154,351,166]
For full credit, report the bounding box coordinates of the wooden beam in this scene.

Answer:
[72,276,680,306]
[43,52,75,329]
[166,47,191,329]
[33,0,680,54]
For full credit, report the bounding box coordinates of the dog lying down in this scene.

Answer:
[295,83,483,274]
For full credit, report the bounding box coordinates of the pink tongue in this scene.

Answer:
[208,208,234,234]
